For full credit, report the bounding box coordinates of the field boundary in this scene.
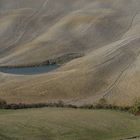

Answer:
[0,101,130,111]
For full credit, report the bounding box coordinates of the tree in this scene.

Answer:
[129,98,140,115]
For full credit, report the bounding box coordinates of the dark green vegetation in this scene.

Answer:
[129,98,140,115]
[1,98,140,116]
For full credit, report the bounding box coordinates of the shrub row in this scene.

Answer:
[79,104,130,111]
[0,99,130,111]
[0,100,78,109]
[1,98,140,115]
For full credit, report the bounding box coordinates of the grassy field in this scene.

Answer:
[0,108,140,140]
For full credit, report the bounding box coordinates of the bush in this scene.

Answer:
[95,98,108,109]
[66,104,78,109]
[57,100,64,107]
[80,104,94,109]
[129,98,140,115]
[0,98,7,108]
[98,98,107,105]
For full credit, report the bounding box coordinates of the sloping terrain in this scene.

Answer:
[0,0,140,106]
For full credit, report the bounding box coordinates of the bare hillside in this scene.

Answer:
[0,0,140,106]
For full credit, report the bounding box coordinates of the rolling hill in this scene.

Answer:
[0,0,140,106]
